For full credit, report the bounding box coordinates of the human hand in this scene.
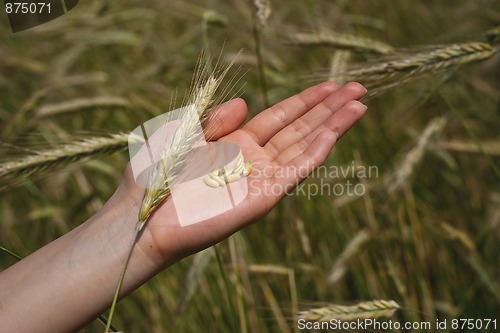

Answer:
[119,81,367,268]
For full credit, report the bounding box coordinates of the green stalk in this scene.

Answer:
[104,223,142,333]
[0,245,22,261]
[251,8,269,108]
[438,90,500,180]
[214,245,238,332]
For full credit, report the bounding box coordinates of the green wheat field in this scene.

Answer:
[1,0,499,332]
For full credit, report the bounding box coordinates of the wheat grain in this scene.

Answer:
[204,176,221,188]
[299,300,400,322]
[222,156,244,176]
[209,173,226,186]
[243,161,252,176]
[225,173,241,183]
[210,168,221,176]
[231,163,244,176]
[202,158,251,188]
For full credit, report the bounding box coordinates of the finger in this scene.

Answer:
[320,100,367,138]
[277,100,367,164]
[271,131,338,195]
[242,82,339,146]
[204,98,248,140]
[264,82,366,158]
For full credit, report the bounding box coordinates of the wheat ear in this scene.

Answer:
[104,60,232,333]
[37,96,132,118]
[345,42,495,90]
[137,75,223,225]
[299,300,400,322]
[385,117,447,194]
[0,133,134,181]
[328,50,351,85]
[252,0,272,27]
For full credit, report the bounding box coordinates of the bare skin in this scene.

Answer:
[0,81,367,333]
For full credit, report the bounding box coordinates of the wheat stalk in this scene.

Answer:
[327,229,371,284]
[437,139,500,157]
[299,300,400,322]
[137,74,224,224]
[104,57,233,333]
[37,96,132,118]
[250,0,270,107]
[385,117,447,194]
[252,0,272,27]
[328,50,351,85]
[176,247,214,315]
[0,133,134,182]
[288,31,394,55]
[345,42,495,90]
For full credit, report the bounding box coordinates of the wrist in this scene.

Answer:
[107,165,180,272]
[97,181,163,284]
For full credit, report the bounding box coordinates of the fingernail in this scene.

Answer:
[333,131,339,140]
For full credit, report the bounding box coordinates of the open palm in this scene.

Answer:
[124,81,367,265]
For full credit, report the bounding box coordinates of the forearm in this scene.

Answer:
[0,185,161,333]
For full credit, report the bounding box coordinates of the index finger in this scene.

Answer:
[242,82,339,146]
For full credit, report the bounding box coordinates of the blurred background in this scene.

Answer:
[1,0,499,332]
